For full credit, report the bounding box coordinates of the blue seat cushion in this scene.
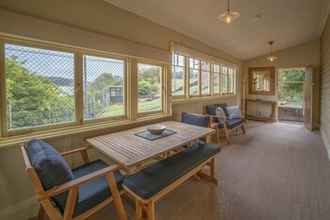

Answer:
[218,118,244,129]
[55,159,124,217]
[123,142,221,200]
[26,139,74,209]
[181,112,210,127]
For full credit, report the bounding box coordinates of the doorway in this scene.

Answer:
[278,68,305,122]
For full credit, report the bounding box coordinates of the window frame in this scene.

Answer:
[200,60,211,96]
[81,52,128,123]
[211,63,221,95]
[171,52,186,99]
[188,57,201,97]
[2,39,79,136]
[136,60,165,117]
[170,49,238,102]
[0,36,170,138]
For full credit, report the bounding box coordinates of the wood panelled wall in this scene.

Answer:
[321,15,330,156]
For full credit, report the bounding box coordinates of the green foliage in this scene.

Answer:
[278,69,305,107]
[138,66,160,98]
[6,57,74,129]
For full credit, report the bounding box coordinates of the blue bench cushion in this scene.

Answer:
[26,139,74,209]
[181,112,209,127]
[55,159,124,217]
[123,142,221,200]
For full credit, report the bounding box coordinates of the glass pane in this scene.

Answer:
[201,70,210,95]
[190,58,200,69]
[278,83,304,108]
[172,66,184,96]
[213,64,220,73]
[189,69,199,95]
[201,61,209,71]
[173,53,185,66]
[228,68,233,93]
[138,63,162,113]
[221,66,228,93]
[5,44,75,130]
[213,72,220,94]
[83,55,125,120]
[278,69,305,108]
[177,54,185,66]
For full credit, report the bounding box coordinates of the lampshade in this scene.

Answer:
[218,0,240,24]
[266,41,278,62]
[219,11,240,24]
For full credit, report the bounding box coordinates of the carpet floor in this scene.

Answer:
[91,121,330,220]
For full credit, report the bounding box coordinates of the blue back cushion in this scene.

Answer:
[181,112,209,127]
[26,139,74,207]
[206,104,229,117]
[206,104,219,115]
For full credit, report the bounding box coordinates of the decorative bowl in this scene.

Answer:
[147,125,166,135]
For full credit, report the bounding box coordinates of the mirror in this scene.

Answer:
[248,67,275,95]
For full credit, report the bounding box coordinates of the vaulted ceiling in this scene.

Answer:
[105,0,326,60]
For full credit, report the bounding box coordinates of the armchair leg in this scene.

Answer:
[216,128,220,143]
[38,205,46,220]
[241,124,246,135]
[135,201,143,220]
[224,128,230,144]
[106,173,128,220]
[146,201,156,220]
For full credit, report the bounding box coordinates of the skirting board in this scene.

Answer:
[0,196,37,220]
[321,127,330,160]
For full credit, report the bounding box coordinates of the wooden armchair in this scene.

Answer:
[21,139,127,220]
[203,104,246,144]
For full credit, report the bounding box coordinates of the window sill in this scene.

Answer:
[172,95,237,105]
[0,113,172,148]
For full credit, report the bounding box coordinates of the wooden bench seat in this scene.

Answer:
[123,141,221,220]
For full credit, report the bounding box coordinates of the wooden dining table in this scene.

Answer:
[86,121,215,172]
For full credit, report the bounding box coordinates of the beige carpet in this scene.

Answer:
[91,121,330,220]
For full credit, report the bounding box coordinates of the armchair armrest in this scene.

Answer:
[61,145,90,163]
[39,164,120,200]
[205,114,227,124]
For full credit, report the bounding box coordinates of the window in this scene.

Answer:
[5,43,75,130]
[201,61,210,95]
[212,64,220,94]
[228,67,236,94]
[83,55,125,120]
[221,65,228,94]
[0,37,170,137]
[171,50,238,99]
[172,53,185,97]
[189,58,200,96]
[137,63,162,113]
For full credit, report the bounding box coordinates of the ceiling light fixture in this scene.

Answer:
[267,41,278,62]
[218,0,240,24]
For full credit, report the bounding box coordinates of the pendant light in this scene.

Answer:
[267,41,278,62]
[218,0,240,24]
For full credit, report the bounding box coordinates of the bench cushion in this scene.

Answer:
[123,142,220,200]
[56,159,124,217]
[181,112,210,127]
[26,139,74,209]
